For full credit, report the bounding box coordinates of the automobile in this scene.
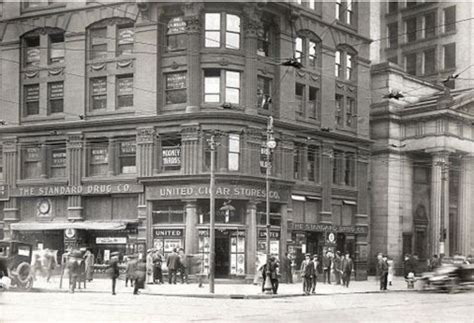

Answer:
[0,240,34,291]
[419,260,474,293]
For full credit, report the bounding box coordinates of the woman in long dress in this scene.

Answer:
[146,250,154,284]
[84,250,95,282]
[387,257,394,286]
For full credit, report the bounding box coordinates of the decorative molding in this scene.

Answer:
[137,128,155,144]
[24,71,39,79]
[48,68,64,76]
[90,63,106,72]
[67,134,83,150]
[171,61,179,70]
[219,58,229,66]
[296,70,306,78]
[117,60,133,69]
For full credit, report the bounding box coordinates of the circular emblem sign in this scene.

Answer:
[328,232,335,243]
[65,228,76,239]
[37,199,51,215]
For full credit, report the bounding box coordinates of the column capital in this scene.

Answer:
[425,148,455,159]
[243,3,263,37]
[137,127,155,144]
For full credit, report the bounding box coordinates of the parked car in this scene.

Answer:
[419,258,474,293]
[0,240,34,290]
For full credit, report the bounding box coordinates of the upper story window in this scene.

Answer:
[333,150,355,186]
[118,140,136,174]
[24,35,40,67]
[87,18,135,60]
[307,145,320,183]
[257,76,272,110]
[204,69,241,105]
[48,81,64,114]
[405,17,417,42]
[388,1,398,13]
[405,52,417,75]
[387,23,398,48]
[294,83,320,121]
[424,12,436,38]
[50,144,66,178]
[335,46,356,82]
[228,134,240,171]
[22,28,66,68]
[424,48,436,75]
[23,145,41,179]
[444,6,456,33]
[161,135,181,172]
[49,32,64,64]
[257,23,270,57]
[167,17,187,51]
[90,77,107,110]
[336,0,355,26]
[23,1,57,10]
[444,43,456,69]
[165,72,187,105]
[24,84,40,116]
[293,144,303,180]
[205,13,241,50]
[88,139,109,177]
[116,74,133,108]
[295,32,321,69]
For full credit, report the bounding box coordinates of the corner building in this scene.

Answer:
[0,1,371,279]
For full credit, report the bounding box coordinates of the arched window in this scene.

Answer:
[167,16,187,51]
[87,17,135,60]
[335,45,357,81]
[294,31,321,69]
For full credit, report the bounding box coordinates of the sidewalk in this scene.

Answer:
[28,276,415,299]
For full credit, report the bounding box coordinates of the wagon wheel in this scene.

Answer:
[16,262,33,290]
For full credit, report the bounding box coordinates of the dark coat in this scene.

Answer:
[135,261,146,289]
[342,258,353,274]
[262,261,279,280]
[303,260,315,278]
[167,253,181,270]
[322,255,331,269]
[108,259,120,279]
[125,259,137,279]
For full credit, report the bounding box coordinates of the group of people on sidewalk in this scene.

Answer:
[376,253,394,291]
[64,248,95,293]
[300,251,353,295]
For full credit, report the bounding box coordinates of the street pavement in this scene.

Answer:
[1,284,472,322]
[29,275,412,298]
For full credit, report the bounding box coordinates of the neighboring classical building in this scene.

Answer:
[0,1,371,279]
[370,62,474,273]
[371,0,474,89]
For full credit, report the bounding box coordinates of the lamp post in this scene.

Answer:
[439,161,448,257]
[263,117,277,293]
[208,134,216,293]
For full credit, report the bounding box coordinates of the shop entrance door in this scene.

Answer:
[215,236,230,277]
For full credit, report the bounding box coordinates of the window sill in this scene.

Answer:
[87,109,135,118]
[335,20,358,32]
[21,114,66,123]
[163,49,187,55]
[296,116,321,125]
[21,4,66,14]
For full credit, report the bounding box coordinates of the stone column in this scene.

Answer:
[107,138,116,176]
[429,150,450,256]
[2,138,18,239]
[67,133,83,220]
[246,200,258,277]
[183,3,203,113]
[457,154,473,255]
[181,125,199,175]
[184,200,198,255]
[245,128,262,176]
[137,128,155,244]
[320,143,334,224]
[243,4,261,115]
[40,143,48,178]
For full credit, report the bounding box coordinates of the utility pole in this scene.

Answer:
[439,161,448,257]
[264,117,277,293]
[208,133,216,294]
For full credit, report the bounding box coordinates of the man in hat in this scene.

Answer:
[109,252,120,295]
[67,251,81,293]
[146,249,154,284]
[333,251,343,285]
[166,248,180,284]
[341,252,353,288]
[300,254,314,295]
[311,254,319,294]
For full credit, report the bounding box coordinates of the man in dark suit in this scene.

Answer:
[167,248,180,284]
[322,251,332,284]
[109,252,120,295]
[301,254,314,295]
[341,252,353,287]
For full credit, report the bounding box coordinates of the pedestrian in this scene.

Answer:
[380,255,389,291]
[376,253,384,285]
[146,249,154,284]
[153,251,163,284]
[167,248,180,284]
[262,257,279,294]
[341,253,353,288]
[387,256,394,286]
[178,248,188,284]
[125,255,137,287]
[311,254,319,294]
[300,254,314,295]
[322,251,332,284]
[429,254,440,271]
[253,255,264,285]
[134,258,146,295]
[282,252,293,284]
[109,252,120,295]
[84,250,94,283]
[67,251,81,293]
[333,251,342,285]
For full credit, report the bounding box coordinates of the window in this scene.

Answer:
[307,0,316,10]
[23,146,41,179]
[335,94,344,126]
[48,82,64,114]
[387,23,398,48]
[117,25,134,56]
[332,150,354,186]
[205,13,241,49]
[335,50,342,77]
[308,86,318,119]
[90,77,107,110]
[293,144,303,180]
[295,83,304,117]
[50,146,66,178]
[161,136,181,172]
[24,35,40,67]
[346,0,353,25]
[307,145,320,182]
[344,153,355,186]
[295,35,321,68]
[336,0,355,25]
[295,37,303,63]
[167,17,187,51]
[89,140,108,176]
[165,72,187,105]
[424,48,435,75]
[257,76,271,110]
[119,141,136,174]
[308,40,318,67]
[24,84,40,116]
[204,69,241,105]
[346,53,353,81]
[424,12,436,38]
[116,75,133,108]
[257,23,270,57]
[406,18,417,42]
[345,97,356,127]
[405,53,417,75]
[152,203,184,224]
[444,6,456,33]
[49,32,64,64]
[228,134,240,171]
[388,56,398,65]
[406,1,416,8]
[444,43,456,69]
[336,0,342,20]
[388,1,398,13]
[90,27,107,60]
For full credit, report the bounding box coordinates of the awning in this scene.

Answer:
[343,200,357,205]
[291,195,306,201]
[10,220,137,231]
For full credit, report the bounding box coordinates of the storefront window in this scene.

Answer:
[152,202,184,224]
[161,136,181,172]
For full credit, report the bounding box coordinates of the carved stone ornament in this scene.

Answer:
[243,4,263,37]
[183,15,200,33]
[171,61,179,70]
[336,82,345,89]
[219,58,229,66]
[24,71,39,79]
[117,60,133,69]
[137,128,155,144]
[322,146,334,158]
[90,63,106,72]
[296,70,306,78]
[310,74,319,82]
[48,68,64,76]
[3,140,18,153]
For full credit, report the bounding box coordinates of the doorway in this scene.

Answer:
[215,236,230,277]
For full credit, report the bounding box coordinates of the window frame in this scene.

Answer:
[257,76,272,111]
[204,12,241,50]
[424,12,436,39]
[165,71,187,105]
[423,48,436,75]
[295,34,321,69]
[116,24,135,57]
[23,145,42,179]
[48,32,65,64]
[88,139,109,177]
[166,16,187,52]
[49,145,67,178]
[89,27,108,60]
[405,17,417,43]
[405,52,417,75]
[387,22,398,48]
[116,74,134,109]
[89,77,107,111]
[48,81,64,114]
[161,136,182,172]
[444,43,456,70]
[228,133,240,172]
[24,84,40,116]
[203,69,241,106]
[335,47,357,82]
[118,140,137,174]
[444,6,456,33]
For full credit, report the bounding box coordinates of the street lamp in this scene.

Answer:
[263,117,276,293]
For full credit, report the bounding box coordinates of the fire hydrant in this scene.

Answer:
[405,272,416,289]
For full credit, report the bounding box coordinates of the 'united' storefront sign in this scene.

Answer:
[149,184,287,201]
[153,229,183,238]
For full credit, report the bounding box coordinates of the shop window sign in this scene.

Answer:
[162,146,181,167]
[52,150,66,166]
[91,148,108,163]
[166,72,187,104]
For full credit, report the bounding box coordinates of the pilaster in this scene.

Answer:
[107,137,116,176]
[67,133,83,221]
[182,125,200,175]
[136,127,155,177]
[184,200,198,254]
[245,128,263,176]
[457,154,473,255]
[243,4,261,115]
[320,143,334,223]
[3,138,18,238]
[246,200,257,276]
